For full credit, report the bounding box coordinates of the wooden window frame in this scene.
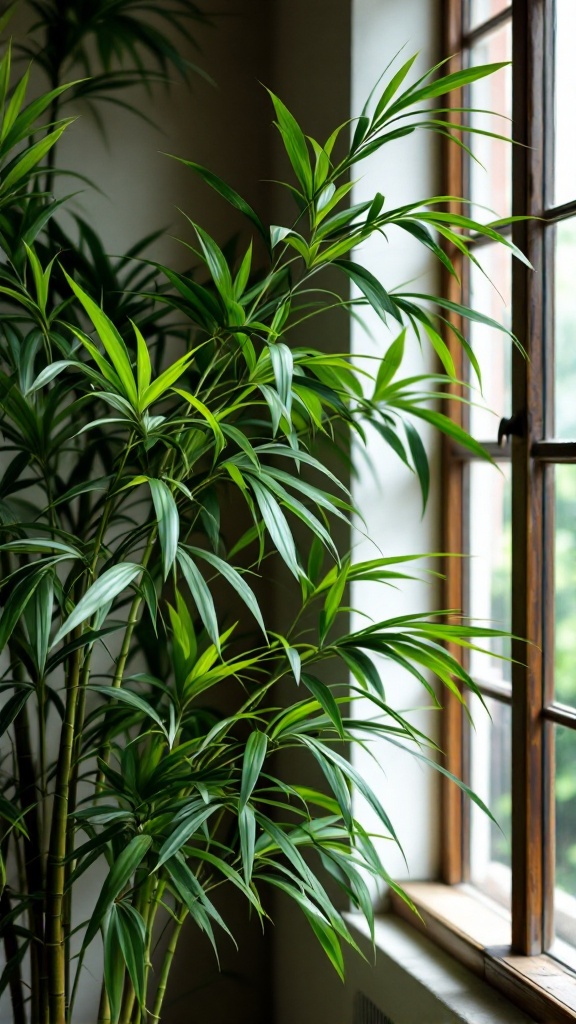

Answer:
[391,1,576,1020]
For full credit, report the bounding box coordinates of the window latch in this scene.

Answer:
[497,412,524,447]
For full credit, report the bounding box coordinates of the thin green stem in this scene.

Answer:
[96,527,157,789]
[149,906,186,1023]
[45,643,82,1024]
[142,879,165,1017]
[63,436,137,995]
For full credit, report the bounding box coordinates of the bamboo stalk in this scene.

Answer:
[45,644,82,1024]
[63,448,136,1004]
[149,907,186,1023]
[142,879,165,1018]
[0,888,26,1024]
[11,667,48,1024]
[98,985,111,1024]
[96,530,157,790]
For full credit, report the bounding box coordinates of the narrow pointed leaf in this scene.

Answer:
[52,563,142,648]
[240,730,268,810]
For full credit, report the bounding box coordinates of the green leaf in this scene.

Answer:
[0,794,28,836]
[301,674,344,739]
[84,835,152,949]
[335,260,403,324]
[165,853,236,950]
[193,222,234,302]
[239,804,256,884]
[176,547,220,651]
[1,121,73,193]
[373,330,406,399]
[156,804,220,869]
[170,157,269,245]
[185,546,266,636]
[269,342,294,414]
[63,271,138,406]
[249,477,302,579]
[148,479,179,579]
[373,53,419,120]
[141,348,195,410]
[266,90,313,196]
[385,736,497,822]
[115,904,146,1011]
[0,570,48,654]
[173,388,226,455]
[404,420,430,511]
[240,730,268,810]
[26,360,78,393]
[391,402,492,461]
[104,909,125,1024]
[87,684,165,731]
[133,320,152,397]
[320,560,349,643]
[23,573,53,673]
[402,292,520,346]
[303,907,345,979]
[390,61,511,116]
[0,688,32,738]
[302,737,403,856]
[52,563,142,648]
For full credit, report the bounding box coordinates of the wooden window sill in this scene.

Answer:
[390,882,576,1024]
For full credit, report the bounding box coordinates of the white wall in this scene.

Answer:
[350,0,442,888]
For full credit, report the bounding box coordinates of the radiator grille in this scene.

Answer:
[353,991,395,1024]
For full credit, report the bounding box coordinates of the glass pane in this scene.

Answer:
[555,466,576,706]
[554,220,576,438]
[554,726,576,950]
[468,460,512,684]
[469,694,512,907]
[554,0,576,208]
[470,0,511,31]
[469,21,512,224]
[468,244,512,440]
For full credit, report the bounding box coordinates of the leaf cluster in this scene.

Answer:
[0,30,524,1024]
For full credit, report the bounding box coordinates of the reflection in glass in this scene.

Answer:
[469,21,512,224]
[554,220,576,439]
[468,245,511,440]
[469,694,511,907]
[468,461,511,684]
[470,0,511,31]
[554,0,576,208]
[555,466,576,706]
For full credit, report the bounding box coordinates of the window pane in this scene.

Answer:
[555,466,576,706]
[554,726,576,952]
[469,0,511,31]
[554,0,576,208]
[469,694,511,907]
[554,220,576,438]
[468,461,512,685]
[468,244,512,440]
[469,21,512,224]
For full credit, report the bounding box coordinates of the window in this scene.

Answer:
[391,1,576,1018]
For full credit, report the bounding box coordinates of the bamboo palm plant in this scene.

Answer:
[0,13,525,1024]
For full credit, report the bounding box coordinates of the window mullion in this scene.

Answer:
[441,0,467,887]
[510,0,549,957]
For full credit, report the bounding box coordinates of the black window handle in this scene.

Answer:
[498,412,524,447]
